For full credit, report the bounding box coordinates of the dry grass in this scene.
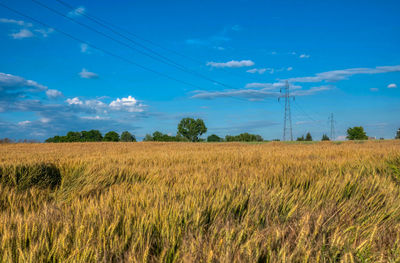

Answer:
[0,141,400,262]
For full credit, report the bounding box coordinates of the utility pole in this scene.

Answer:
[281,81,293,141]
[328,113,335,141]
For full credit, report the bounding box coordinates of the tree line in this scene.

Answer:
[5,117,398,143]
[45,130,136,143]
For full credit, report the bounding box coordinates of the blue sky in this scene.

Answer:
[0,0,399,141]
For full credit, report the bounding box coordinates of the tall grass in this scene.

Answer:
[0,141,399,262]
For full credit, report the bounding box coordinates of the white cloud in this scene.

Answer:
[207,60,255,68]
[288,65,400,83]
[370,88,379,92]
[66,96,145,113]
[40,118,50,123]
[10,29,33,39]
[46,89,63,99]
[66,97,83,105]
[81,115,110,120]
[246,68,268,74]
[18,120,31,126]
[0,18,32,27]
[387,83,397,89]
[287,67,293,71]
[192,84,331,100]
[299,54,310,59]
[0,72,47,90]
[34,28,54,38]
[79,68,99,79]
[245,82,284,89]
[109,96,145,112]
[68,6,86,17]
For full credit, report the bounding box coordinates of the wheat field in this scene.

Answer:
[0,141,400,262]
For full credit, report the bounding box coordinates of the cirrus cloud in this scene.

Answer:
[207,60,255,68]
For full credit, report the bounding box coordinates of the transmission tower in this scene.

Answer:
[328,113,335,140]
[281,81,293,141]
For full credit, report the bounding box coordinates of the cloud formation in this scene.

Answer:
[79,68,99,79]
[10,29,33,39]
[246,68,268,74]
[388,83,397,88]
[46,89,63,99]
[207,60,254,68]
[288,65,400,83]
[299,54,310,59]
[68,7,86,17]
[1,17,53,39]
[0,18,32,27]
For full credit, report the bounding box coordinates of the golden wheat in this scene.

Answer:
[0,141,399,262]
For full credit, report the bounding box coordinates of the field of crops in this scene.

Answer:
[0,141,400,262]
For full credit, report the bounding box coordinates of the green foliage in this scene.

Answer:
[207,134,223,142]
[321,134,330,141]
[177,118,207,142]
[46,130,103,143]
[81,130,103,142]
[305,132,313,141]
[297,135,305,141]
[347,126,368,140]
[396,128,400,139]
[225,133,263,142]
[149,131,189,142]
[143,134,154,141]
[103,131,120,142]
[120,131,136,142]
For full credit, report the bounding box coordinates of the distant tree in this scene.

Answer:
[143,134,154,141]
[177,118,207,142]
[66,131,81,142]
[225,133,263,142]
[321,134,330,141]
[0,138,14,144]
[81,130,103,142]
[103,131,120,142]
[396,128,400,139]
[305,132,313,141]
[120,131,136,142]
[207,134,222,142]
[347,126,368,140]
[296,135,304,141]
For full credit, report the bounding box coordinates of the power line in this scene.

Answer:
[30,0,240,90]
[0,1,202,89]
[54,0,263,84]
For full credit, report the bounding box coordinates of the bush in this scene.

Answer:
[225,133,263,142]
[207,134,223,142]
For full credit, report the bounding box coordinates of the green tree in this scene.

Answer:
[347,126,368,140]
[305,132,313,141]
[296,135,304,141]
[143,134,153,141]
[321,134,330,141]
[120,131,136,142]
[207,134,222,142]
[396,128,400,139]
[103,131,120,142]
[66,131,81,142]
[177,118,207,142]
